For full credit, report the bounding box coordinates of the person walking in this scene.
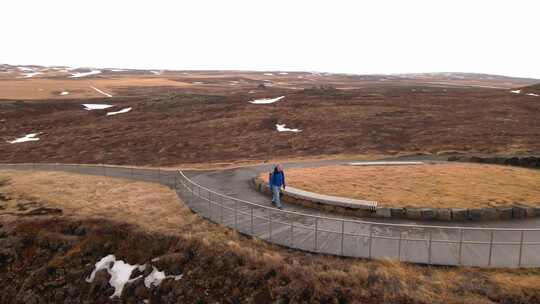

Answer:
[269,164,286,209]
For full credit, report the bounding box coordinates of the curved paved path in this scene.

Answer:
[186,159,540,229]
[1,160,539,268]
[182,158,540,268]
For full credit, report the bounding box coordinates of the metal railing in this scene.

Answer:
[1,163,539,268]
[175,171,540,268]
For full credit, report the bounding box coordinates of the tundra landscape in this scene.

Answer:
[1,62,540,304]
[2,64,539,165]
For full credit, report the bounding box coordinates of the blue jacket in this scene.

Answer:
[269,171,285,188]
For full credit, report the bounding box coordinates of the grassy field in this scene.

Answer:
[281,163,540,208]
[1,169,540,303]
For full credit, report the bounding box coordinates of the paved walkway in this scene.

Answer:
[180,159,540,268]
[185,159,540,229]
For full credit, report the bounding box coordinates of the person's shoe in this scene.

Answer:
[271,201,276,205]
[278,206,283,210]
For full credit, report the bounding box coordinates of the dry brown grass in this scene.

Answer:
[0,170,191,236]
[0,78,188,100]
[1,169,540,303]
[282,163,540,208]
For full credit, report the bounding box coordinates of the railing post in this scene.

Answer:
[290,222,294,247]
[398,230,402,261]
[234,200,238,229]
[314,218,318,252]
[428,230,432,264]
[250,207,254,234]
[518,230,525,267]
[488,230,494,266]
[368,224,373,259]
[268,209,272,241]
[458,228,464,265]
[208,191,211,218]
[220,196,224,224]
[340,220,345,256]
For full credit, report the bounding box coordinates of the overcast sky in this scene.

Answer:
[2,0,539,78]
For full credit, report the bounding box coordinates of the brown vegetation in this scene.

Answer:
[2,82,540,166]
[1,170,540,303]
[282,163,540,208]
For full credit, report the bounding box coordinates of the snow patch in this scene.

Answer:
[87,255,182,299]
[83,104,114,110]
[90,86,113,97]
[276,124,302,133]
[8,133,40,144]
[86,255,144,298]
[150,71,162,75]
[510,90,521,94]
[71,70,101,78]
[263,73,274,76]
[20,72,42,78]
[17,67,34,72]
[107,107,132,116]
[60,91,69,96]
[249,96,285,104]
[526,93,539,97]
[144,267,183,288]
[279,72,289,75]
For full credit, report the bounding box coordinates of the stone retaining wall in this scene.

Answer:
[251,177,540,221]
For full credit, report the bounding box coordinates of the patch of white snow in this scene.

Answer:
[20,72,42,78]
[510,90,521,94]
[87,255,183,299]
[276,124,302,133]
[86,255,144,298]
[83,104,114,110]
[107,107,132,116]
[60,91,69,96]
[249,96,285,104]
[71,70,101,78]
[8,133,40,144]
[144,267,183,288]
[526,93,539,97]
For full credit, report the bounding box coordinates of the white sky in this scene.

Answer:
[1,0,539,78]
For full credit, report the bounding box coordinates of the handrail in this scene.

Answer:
[178,171,540,232]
